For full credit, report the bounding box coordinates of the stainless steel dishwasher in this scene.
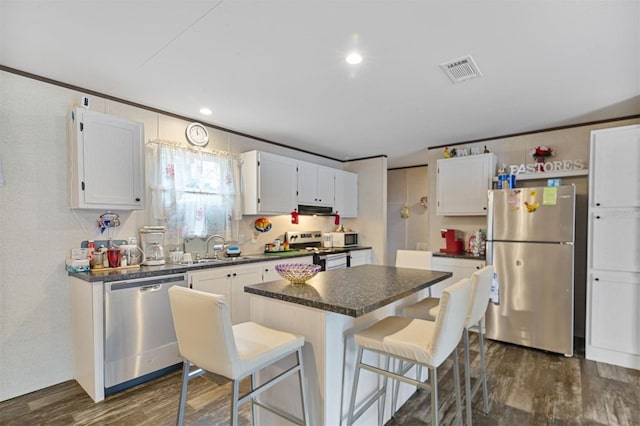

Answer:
[104,274,186,392]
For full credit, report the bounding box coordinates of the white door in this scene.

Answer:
[258,152,297,213]
[590,209,640,272]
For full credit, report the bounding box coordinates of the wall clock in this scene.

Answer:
[185,122,209,147]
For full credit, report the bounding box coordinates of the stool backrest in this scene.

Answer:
[466,265,495,328]
[428,278,472,366]
[169,286,240,378]
[395,250,432,269]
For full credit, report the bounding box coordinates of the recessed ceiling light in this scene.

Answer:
[200,108,212,115]
[346,52,363,65]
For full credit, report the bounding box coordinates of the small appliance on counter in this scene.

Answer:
[331,231,359,248]
[140,226,166,265]
[439,229,464,254]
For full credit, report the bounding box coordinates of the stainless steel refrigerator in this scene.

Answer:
[486,184,575,356]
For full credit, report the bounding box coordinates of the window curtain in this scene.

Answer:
[146,141,242,243]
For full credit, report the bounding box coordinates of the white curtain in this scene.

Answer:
[146,142,242,242]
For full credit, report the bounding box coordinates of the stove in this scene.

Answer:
[286,230,350,270]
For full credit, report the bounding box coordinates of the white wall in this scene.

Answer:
[0,70,345,401]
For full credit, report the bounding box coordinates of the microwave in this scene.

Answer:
[331,232,359,247]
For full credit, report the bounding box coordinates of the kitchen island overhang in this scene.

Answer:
[245,264,452,425]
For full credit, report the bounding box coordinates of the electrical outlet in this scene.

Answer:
[416,243,428,251]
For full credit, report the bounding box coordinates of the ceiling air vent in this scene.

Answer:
[440,55,482,84]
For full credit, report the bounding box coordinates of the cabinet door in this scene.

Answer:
[71,108,144,210]
[258,152,297,214]
[349,249,371,266]
[189,268,230,296]
[316,166,335,206]
[436,154,495,216]
[591,126,640,208]
[431,257,486,297]
[590,210,640,272]
[589,272,640,356]
[230,266,262,324]
[297,161,318,205]
[335,170,358,217]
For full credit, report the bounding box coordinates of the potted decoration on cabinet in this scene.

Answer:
[530,145,554,171]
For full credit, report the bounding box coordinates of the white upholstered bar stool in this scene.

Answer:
[395,250,433,295]
[347,278,472,426]
[402,265,494,426]
[168,286,309,426]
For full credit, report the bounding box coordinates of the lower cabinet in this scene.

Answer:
[350,249,372,267]
[189,256,314,324]
[430,256,486,297]
[587,271,640,368]
[189,265,262,324]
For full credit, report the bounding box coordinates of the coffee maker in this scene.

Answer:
[440,228,464,254]
[140,226,166,265]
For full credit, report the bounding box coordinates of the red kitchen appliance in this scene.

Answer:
[440,229,464,254]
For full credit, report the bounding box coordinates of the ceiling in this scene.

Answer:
[1,1,639,168]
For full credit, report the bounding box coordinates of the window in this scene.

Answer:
[146,141,242,244]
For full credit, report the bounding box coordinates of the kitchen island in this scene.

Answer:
[245,265,451,425]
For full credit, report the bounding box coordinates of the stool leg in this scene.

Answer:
[464,328,473,426]
[176,361,190,426]
[378,355,390,426]
[297,348,310,425]
[347,346,364,426]
[250,373,257,425]
[430,366,439,426]
[478,319,489,414]
[391,359,402,416]
[231,379,240,426]
[453,349,463,426]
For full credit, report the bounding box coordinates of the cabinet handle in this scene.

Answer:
[595,216,601,219]
[226,274,231,278]
[232,273,237,277]
[476,266,481,269]
[483,207,487,210]
[135,197,141,202]
[596,202,600,206]
[594,277,599,281]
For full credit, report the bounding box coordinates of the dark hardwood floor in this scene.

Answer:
[1,336,638,425]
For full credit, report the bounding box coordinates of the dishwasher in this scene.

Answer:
[104,274,186,394]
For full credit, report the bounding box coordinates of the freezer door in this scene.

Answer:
[485,241,574,355]
[488,185,575,243]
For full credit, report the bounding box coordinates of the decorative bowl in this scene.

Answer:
[275,263,321,284]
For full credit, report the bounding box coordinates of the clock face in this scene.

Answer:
[186,123,209,147]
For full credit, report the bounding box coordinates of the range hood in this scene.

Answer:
[297,204,335,216]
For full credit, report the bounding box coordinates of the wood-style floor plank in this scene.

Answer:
[1,336,639,425]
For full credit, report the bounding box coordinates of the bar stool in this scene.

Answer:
[395,249,433,297]
[168,286,309,426]
[403,265,494,426]
[347,278,472,426]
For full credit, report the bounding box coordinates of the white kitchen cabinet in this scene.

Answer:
[241,151,298,215]
[590,125,640,208]
[189,265,262,324]
[436,153,496,216]
[586,125,640,370]
[587,272,640,363]
[69,108,144,210]
[590,210,640,273]
[297,161,335,207]
[334,170,358,217]
[349,249,371,267]
[430,256,486,297]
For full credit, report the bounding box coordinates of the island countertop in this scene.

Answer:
[245,264,452,317]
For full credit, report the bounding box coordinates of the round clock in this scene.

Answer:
[186,122,209,147]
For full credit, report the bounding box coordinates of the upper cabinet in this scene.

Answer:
[297,161,335,207]
[69,108,144,210]
[590,125,640,208]
[436,153,496,216]
[241,151,297,215]
[334,170,358,217]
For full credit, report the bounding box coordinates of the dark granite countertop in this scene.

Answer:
[69,246,372,283]
[245,265,452,318]
[433,251,486,261]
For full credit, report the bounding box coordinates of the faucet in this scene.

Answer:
[205,234,226,259]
